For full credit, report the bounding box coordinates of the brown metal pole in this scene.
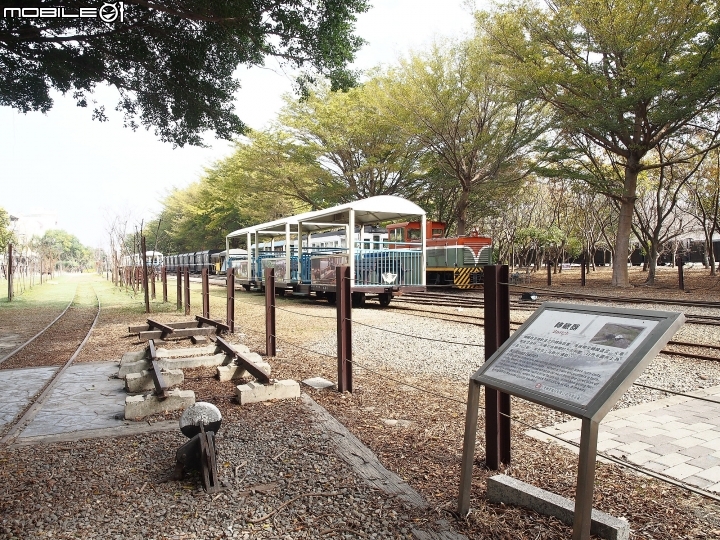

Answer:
[336,265,352,393]
[496,265,511,465]
[581,251,586,287]
[7,243,13,301]
[184,266,190,316]
[150,268,156,300]
[677,256,685,290]
[265,267,276,356]
[546,260,552,286]
[176,267,182,310]
[202,267,210,318]
[226,267,235,333]
[484,264,500,470]
[141,237,150,313]
[162,266,168,303]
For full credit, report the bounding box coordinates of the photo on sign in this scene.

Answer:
[589,323,644,349]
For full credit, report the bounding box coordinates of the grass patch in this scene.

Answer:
[0,274,78,312]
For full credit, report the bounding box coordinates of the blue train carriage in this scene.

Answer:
[225,195,428,306]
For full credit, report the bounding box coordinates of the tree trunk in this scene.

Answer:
[612,163,639,287]
[646,243,658,285]
[456,187,470,236]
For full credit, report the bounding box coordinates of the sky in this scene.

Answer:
[0,1,483,248]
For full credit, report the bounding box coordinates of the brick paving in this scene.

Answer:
[527,384,720,493]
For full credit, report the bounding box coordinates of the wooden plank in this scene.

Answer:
[147,340,168,398]
[129,321,202,333]
[215,336,270,383]
[139,327,217,340]
[195,315,229,334]
[146,319,176,336]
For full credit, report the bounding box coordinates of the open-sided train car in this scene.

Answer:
[226,195,427,306]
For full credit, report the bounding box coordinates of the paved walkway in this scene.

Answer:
[527,385,720,493]
[0,366,57,427]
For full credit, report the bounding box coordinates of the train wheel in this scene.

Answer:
[326,292,336,305]
[378,293,392,307]
[242,284,250,291]
[352,292,366,308]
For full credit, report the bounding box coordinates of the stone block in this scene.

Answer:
[118,359,151,378]
[487,475,629,540]
[302,377,335,390]
[120,350,146,365]
[235,380,300,405]
[125,368,184,393]
[119,353,231,378]
[217,360,271,382]
[124,389,195,420]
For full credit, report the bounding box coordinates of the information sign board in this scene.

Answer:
[474,302,685,420]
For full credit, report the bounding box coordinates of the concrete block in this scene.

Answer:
[487,475,629,540]
[235,380,300,405]
[124,389,195,420]
[120,350,146,365]
[119,353,231,378]
[217,360,271,382]
[302,377,335,390]
[125,369,184,393]
[154,343,217,358]
[191,335,209,345]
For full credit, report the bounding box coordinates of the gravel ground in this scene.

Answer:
[3,271,720,539]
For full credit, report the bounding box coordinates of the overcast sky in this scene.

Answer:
[0,1,482,248]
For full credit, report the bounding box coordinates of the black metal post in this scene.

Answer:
[484,265,500,470]
[547,260,552,286]
[162,266,168,303]
[265,268,276,356]
[581,251,586,287]
[336,265,352,392]
[497,264,511,465]
[226,267,235,333]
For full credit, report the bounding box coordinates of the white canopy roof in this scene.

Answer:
[226,195,425,239]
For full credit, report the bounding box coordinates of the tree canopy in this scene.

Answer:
[481,0,720,285]
[0,0,369,146]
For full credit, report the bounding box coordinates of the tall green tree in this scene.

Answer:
[375,37,548,235]
[0,0,368,146]
[279,83,426,203]
[482,0,720,286]
[0,207,15,250]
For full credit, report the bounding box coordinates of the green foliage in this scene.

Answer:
[0,1,368,146]
[0,207,15,249]
[39,230,93,271]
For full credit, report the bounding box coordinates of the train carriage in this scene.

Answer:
[226,195,428,306]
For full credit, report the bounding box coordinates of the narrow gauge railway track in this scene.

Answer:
[0,285,101,445]
[396,291,720,326]
[384,304,720,363]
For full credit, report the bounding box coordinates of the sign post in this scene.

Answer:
[458,302,684,540]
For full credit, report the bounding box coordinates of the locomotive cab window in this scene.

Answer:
[390,228,404,242]
[432,228,444,238]
[408,229,421,241]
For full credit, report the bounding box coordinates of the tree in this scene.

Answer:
[0,0,368,146]
[375,37,548,235]
[0,207,14,250]
[279,83,426,203]
[39,230,92,273]
[483,0,720,286]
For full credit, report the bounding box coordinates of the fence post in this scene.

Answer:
[162,266,168,303]
[484,264,512,469]
[677,256,685,290]
[150,269,156,300]
[581,251,586,287]
[184,266,190,316]
[7,243,13,301]
[226,267,235,333]
[546,260,552,286]
[141,237,150,314]
[336,265,352,393]
[176,267,182,310]
[202,267,210,318]
[265,267,276,356]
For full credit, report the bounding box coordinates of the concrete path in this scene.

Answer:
[20,362,126,438]
[0,366,57,427]
[527,385,720,494]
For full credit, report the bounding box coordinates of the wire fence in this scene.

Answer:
[205,270,720,502]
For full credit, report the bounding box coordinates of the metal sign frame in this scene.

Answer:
[473,302,684,421]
